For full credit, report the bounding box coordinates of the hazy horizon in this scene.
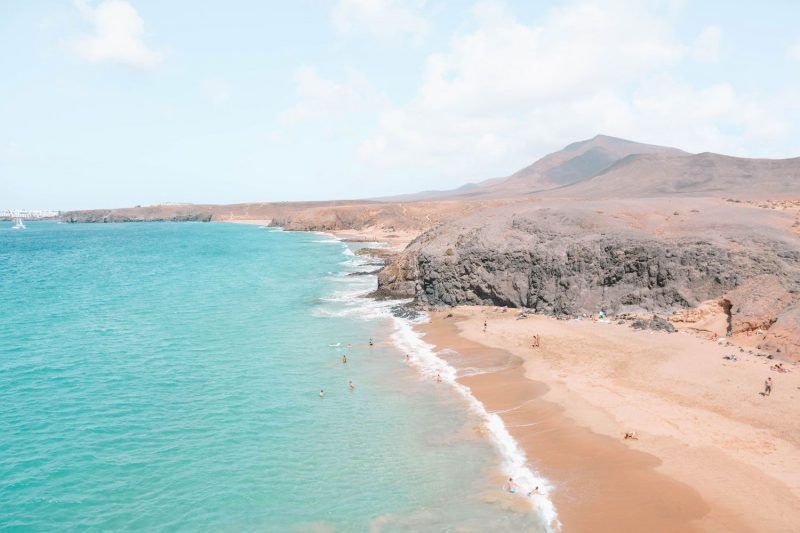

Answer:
[3,1,800,211]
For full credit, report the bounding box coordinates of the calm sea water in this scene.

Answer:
[0,221,546,531]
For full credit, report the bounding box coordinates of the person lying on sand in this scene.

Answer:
[770,363,788,373]
[503,477,519,493]
[624,431,639,440]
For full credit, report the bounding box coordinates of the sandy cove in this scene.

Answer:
[418,307,800,532]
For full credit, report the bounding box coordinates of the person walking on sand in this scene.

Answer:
[764,377,772,396]
[483,320,487,333]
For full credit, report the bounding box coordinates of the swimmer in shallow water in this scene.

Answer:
[349,380,355,391]
[528,486,542,497]
[319,389,325,398]
[342,354,347,364]
[436,373,442,383]
[503,477,518,493]
[369,338,374,347]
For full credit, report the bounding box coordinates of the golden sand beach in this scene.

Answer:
[419,307,800,532]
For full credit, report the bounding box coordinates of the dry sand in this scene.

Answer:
[419,307,800,532]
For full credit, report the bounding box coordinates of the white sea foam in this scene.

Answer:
[311,232,561,532]
[389,315,560,531]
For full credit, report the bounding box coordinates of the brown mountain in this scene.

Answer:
[387,134,687,201]
[545,151,800,199]
[478,134,687,196]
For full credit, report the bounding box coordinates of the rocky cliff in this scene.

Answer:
[378,199,800,358]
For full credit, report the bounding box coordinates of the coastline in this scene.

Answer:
[267,221,561,529]
[418,307,800,532]
[225,219,799,531]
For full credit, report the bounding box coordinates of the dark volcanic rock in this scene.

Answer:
[377,202,800,358]
[631,316,676,333]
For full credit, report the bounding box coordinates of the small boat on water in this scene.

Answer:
[12,216,26,230]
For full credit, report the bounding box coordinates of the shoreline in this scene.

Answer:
[288,222,560,529]
[418,307,800,532]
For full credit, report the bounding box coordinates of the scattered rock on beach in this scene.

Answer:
[631,315,676,333]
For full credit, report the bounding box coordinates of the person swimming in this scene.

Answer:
[348,380,355,391]
[342,354,347,364]
[503,477,518,493]
[319,389,325,398]
[368,338,374,346]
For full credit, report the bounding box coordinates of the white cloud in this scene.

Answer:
[70,0,163,68]
[332,0,428,40]
[279,67,384,126]
[356,1,795,181]
[359,0,684,176]
[692,25,721,62]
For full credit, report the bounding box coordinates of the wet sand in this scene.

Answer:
[419,308,800,532]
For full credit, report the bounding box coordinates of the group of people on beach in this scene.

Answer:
[320,339,376,398]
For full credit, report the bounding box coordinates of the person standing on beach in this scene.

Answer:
[483,320,487,333]
[764,377,772,396]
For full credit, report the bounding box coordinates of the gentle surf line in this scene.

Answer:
[306,228,560,531]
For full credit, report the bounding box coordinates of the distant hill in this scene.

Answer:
[384,134,687,201]
[480,134,687,196]
[387,134,800,201]
[546,151,800,199]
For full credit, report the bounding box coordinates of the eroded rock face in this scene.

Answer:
[412,236,754,314]
[378,202,800,358]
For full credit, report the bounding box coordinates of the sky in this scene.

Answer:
[1,0,799,210]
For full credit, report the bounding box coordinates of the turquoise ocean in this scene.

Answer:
[0,221,551,531]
